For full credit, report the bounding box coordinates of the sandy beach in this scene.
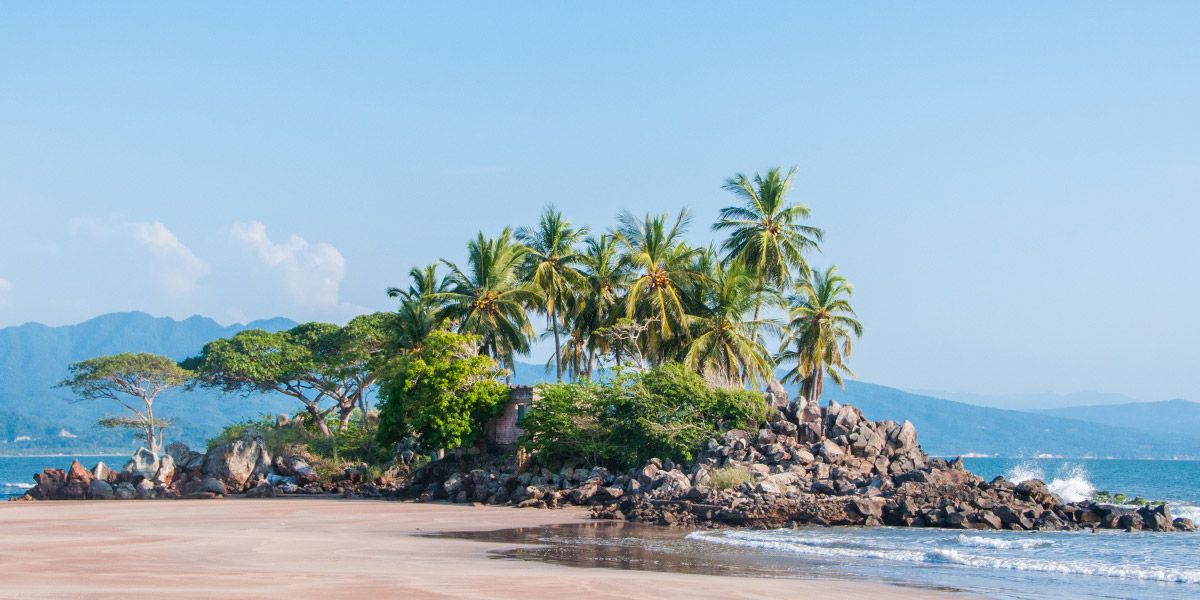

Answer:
[0,498,966,599]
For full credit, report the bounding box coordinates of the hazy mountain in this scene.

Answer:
[0,311,298,454]
[910,388,1144,410]
[1033,399,1200,439]
[2,316,1195,459]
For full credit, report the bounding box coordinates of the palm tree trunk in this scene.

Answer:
[551,305,562,382]
[750,292,763,342]
[805,367,824,405]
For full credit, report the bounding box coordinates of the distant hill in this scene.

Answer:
[511,362,1199,459]
[817,381,1200,459]
[909,389,1144,410]
[1033,399,1200,439]
[0,312,297,454]
[2,318,1195,459]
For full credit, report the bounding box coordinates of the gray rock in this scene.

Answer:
[114,482,136,500]
[134,479,156,499]
[152,454,176,487]
[202,430,271,492]
[88,480,115,500]
[122,447,159,480]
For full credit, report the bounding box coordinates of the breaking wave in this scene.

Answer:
[1,482,33,490]
[954,534,1054,550]
[1005,462,1095,503]
[688,530,1200,584]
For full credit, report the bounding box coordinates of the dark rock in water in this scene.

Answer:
[1138,504,1173,532]
[1173,518,1196,532]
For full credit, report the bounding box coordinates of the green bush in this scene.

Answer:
[519,362,770,470]
[707,465,754,490]
[374,331,509,452]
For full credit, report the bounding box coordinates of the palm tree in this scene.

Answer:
[777,266,862,404]
[615,209,705,363]
[431,228,538,372]
[386,264,451,351]
[516,206,588,382]
[713,167,823,336]
[684,258,778,388]
[573,233,631,378]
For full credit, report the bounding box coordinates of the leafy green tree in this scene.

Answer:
[186,315,391,437]
[714,166,823,336]
[58,353,192,453]
[433,228,538,373]
[374,330,508,451]
[777,266,863,403]
[684,260,777,388]
[615,209,705,363]
[517,205,588,382]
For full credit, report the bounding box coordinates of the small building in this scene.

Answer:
[485,385,536,447]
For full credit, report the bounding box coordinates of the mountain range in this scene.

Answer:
[0,312,1196,458]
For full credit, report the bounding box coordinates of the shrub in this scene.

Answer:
[374,331,509,452]
[519,362,770,470]
[707,465,754,491]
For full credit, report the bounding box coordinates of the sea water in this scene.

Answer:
[688,458,1200,599]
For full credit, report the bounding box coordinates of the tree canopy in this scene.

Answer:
[58,352,191,453]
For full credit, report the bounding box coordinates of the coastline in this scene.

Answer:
[0,497,967,599]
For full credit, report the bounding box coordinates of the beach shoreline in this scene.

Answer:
[0,497,966,599]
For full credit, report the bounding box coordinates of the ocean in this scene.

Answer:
[4,455,1198,598]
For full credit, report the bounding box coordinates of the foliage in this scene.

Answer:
[707,465,754,491]
[517,205,589,382]
[683,259,777,387]
[1092,491,1163,507]
[58,352,192,452]
[777,265,863,403]
[374,330,509,451]
[519,363,769,469]
[432,228,539,371]
[207,411,385,465]
[185,314,391,436]
[616,209,706,360]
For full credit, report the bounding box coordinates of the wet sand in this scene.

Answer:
[0,498,968,599]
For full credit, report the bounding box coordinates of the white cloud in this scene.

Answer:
[130,221,209,296]
[230,221,346,310]
[0,278,11,306]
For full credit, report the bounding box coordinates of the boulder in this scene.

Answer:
[202,430,271,492]
[134,479,156,499]
[88,480,115,500]
[123,448,159,480]
[66,460,94,487]
[152,455,176,488]
[245,482,275,498]
[1016,479,1061,507]
[1173,518,1196,532]
[274,455,319,485]
[114,482,137,500]
[92,461,112,482]
[817,439,845,463]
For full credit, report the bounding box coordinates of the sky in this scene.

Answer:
[1,3,1197,401]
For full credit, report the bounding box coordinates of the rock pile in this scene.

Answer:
[401,397,1196,533]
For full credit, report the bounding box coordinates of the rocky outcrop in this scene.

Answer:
[201,431,271,493]
[397,394,1193,533]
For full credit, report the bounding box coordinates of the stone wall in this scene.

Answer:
[486,385,535,447]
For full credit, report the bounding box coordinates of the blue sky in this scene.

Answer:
[1,4,1197,400]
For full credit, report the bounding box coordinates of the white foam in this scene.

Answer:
[954,534,1053,550]
[1004,462,1095,503]
[688,531,1200,585]
[1046,465,1095,503]
[1,482,33,490]
[1171,504,1200,523]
